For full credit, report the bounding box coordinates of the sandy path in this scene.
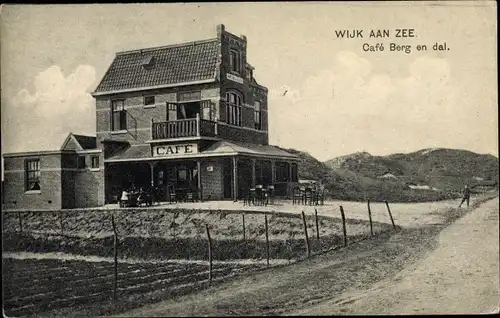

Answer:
[292,197,500,315]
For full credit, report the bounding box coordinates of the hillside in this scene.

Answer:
[325,148,499,200]
[275,146,498,202]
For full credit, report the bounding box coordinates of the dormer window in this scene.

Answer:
[229,50,240,73]
[141,55,155,69]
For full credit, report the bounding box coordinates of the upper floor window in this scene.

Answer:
[229,50,240,73]
[25,159,40,191]
[254,101,262,130]
[144,96,155,106]
[111,100,126,131]
[226,91,242,126]
[91,156,100,169]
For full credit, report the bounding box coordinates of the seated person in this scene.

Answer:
[120,189,129,206]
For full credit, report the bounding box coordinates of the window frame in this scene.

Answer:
[111,99,127,131]
[229,49,241,74]
[254,100,262,130]
[90,155,100,169]
[226,91,243,126]
[143,95,156,107]
[25,159,41,192]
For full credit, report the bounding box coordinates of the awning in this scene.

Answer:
[104,140,299,163]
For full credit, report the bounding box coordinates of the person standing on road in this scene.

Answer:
[458,184,473,208]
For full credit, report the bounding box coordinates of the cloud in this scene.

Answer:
[268,52,459,160]
[1,65,96,153]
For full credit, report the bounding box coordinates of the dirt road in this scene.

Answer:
[119,197,499,316]
[292,197,500,315]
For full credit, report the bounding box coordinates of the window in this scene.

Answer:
[229,50,240,73]
[91,156,99,169]
[201,100,215,121]
[254,101,262,130]
[77,156,86,169]
[25,159,40,191]
[226,91,242,126]
[111,100,126,131]
[144,96,155,106]
[167,103,177,121]
[275,162,290,182]
[178,91,201,102]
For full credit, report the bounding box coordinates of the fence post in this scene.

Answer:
[384,200,396,229]
[315,209,320,240]
[111,214,118,304]
[17,212,23,233]
[265,214,270,266]
[242,213,246,242]
[301,211,311,257]
[367,199,373,236]
[205,224,213,284]
[339,206,347,247]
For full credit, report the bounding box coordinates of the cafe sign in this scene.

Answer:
[152,143,198,157]
[226,73,244,84]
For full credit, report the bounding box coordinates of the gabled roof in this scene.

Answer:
[60,133,97,151]
[93,39,219,95]
[73,134,97,150]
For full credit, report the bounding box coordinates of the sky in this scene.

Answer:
[1,2,498,166]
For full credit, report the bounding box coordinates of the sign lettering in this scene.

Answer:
[227,73,244,84]
[153,143,198,157]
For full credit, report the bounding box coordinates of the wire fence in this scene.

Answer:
[2,202,398,316]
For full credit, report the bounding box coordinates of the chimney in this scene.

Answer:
[217,24,225,39]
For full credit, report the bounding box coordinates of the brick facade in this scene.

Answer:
[2,24,296,210]
[200,159,224,200]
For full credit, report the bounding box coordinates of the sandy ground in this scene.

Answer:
[102,197,464,227]
[292,197,500,315]
[117,197,499,317]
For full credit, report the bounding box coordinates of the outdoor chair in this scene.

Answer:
[137,189,153,207]
[243,188,253,206]
[167,185,177,203]
[304,187,314,205]
[255,185,266,206]
[185,190,195,203]
[315,188,325,205]
[267,185,275,205]
[292,186,304,205]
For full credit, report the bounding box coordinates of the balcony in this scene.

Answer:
[152,115,217,140]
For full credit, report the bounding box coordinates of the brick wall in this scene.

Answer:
[217,124,269,145]
[201,159,224,200]
[95,84,220,147]
[3,153,64,210]
[73,170,105,208]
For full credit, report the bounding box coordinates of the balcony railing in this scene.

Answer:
[152,114,217,140]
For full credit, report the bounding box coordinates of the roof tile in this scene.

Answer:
[95,39,219,93]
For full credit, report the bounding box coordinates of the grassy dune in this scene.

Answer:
[2,209,394,261]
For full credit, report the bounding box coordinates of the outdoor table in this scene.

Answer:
[175,188,188,202]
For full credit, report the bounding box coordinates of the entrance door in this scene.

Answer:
[222,158,232,199]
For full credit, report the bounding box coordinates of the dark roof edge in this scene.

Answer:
[116,38,219,56]
[3,150,77,158]
[92,78,217,96]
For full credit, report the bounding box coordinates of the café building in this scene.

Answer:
[2,24,300,209]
